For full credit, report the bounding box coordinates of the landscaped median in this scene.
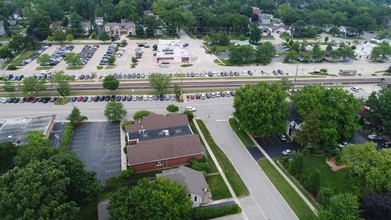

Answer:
[195,119,249,197]
[228,118,255,147]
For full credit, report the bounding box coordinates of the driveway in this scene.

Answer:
[69,122,121,184]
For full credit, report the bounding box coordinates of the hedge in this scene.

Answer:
[61,123,75,148]
[191,204,241,220]
[121,120,134,131]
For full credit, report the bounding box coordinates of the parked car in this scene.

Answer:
[338,142,352,148]
[382,142,391,148]
[367,134,383,141]
[185,106,196,112]
[350,87,359,92]
[282,149,293,156]
[278,134,287,141]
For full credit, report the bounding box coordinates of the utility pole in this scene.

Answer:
[291,65,298,94]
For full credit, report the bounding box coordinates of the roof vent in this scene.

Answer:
[163,129,169,136]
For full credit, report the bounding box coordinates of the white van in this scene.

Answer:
[185,106,196,112]
[350,87,359,92]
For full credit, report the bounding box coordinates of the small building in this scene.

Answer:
[80,21,91,35]
[339,69,357,76]
[287,104,303,138]
[156,39,190,63]
[104,19,135,38]
[125,114,204,173]
[156,166,211,207]
[259,14,273,25]
[0,115,55,145]
[354,42,377,60]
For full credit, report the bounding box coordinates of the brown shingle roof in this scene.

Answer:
[125,114,189,133]
[127,134,204,165]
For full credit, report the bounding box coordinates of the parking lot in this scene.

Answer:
[253,135,300,159]
[69,122,121,184]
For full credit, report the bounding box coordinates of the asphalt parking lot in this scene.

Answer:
[253,135,300,159]
[69,122,121,184]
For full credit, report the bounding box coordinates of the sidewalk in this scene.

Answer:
[246,131,318,214]
[193,118,248,220]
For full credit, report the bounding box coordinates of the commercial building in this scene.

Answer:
[156,39,190,63]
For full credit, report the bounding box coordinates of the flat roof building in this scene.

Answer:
[0,115,55,145]
[156,39,190,63]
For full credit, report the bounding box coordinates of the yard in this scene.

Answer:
[1,49,36,69]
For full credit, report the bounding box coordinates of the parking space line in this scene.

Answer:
[267,136,275,144]
[261,138,267,145]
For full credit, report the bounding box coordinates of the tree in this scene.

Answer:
[102,75,119,91]
[3,80,15,93]
[312,43,324,61]
[173,84,182,100]
[255,42,276,65]
[284,50,299,62]
[108,178,192,219]
[136,24,145,37]
[98,31,110,41]
[166,104,179,112]
[20,77,47,94]
[279,77,293,91]
[326,44,333,52]
[36,54,51,66]
[49,71,71,96]
[108,55,116,65]
[287,153,304,175]
[249,23,261,44]
[318,193,360,220]
[371,42,391,61]
[64,52,82,66]
[0,142,17,174]
[233,82,288,137]
[229,45,254,64]
[365,88,391,132]
[341,142,391,194]
[133,110,151,120]
[360,193,391,220]
[66,34,74,42]
[305,169,321,193]
[0,160,79,219]
[294,109,322,153]
[292,85,361,147]
[105,102,127,122]
[149,73,171,94]
[0,46,14,60]
[210,32,230,46]
[67,107,87,125]
[57,80,71,96]
[53,29,66,43]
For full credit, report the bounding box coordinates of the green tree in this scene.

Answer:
[288,153,304,175]
[326,44,333,52]
[166,104,179,112]
[312,43,324,61]
[57,80,71,96]
[108,55,116,65]
[318,193,360,220]
[173,84,182,100]
[67,107,87,125]
[371,42,391,61]
[102,75,119,91]
[341,142,391,194]
[66,34,74,42]
[306,169,321,193]
[249,23,261,44]
[255,42,276,65]
[36,54,51,66]
[292,85,361,147]
[210,32,230,46]
[294,109,322,153]
[183,110,194,122]
[149,73,171,94]
[285,50,299,62]
[365,88,391,132]
[133,110,151,120]
[0,46,14,60]
[108,178,192,219]
[233,82,288,137]
[20,77,47,94]
[329,26,340,36]
[64,52,82,66]
[0,142,17,174]
[98,31,110,41]
[105,102,127,122]
[229,45,254,64]
[0,160,79,219]
[53,29,66,43]
[278,77,293,91]
[49,71,71,96]
[3,80,15,93]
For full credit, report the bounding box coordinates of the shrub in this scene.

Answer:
[7,65,17,70]
[123,146,127,154]
[189,157,210,173]
[320,68,327,73]
[133,110,151,120]
[97,65,103,70]
[153,44,157,51]
[122,168,134,179]
[306,169,321,193]
[121,120,134,131]
[317,187,333,207]
[191,204,241,220]
[183,110,194,122]
[60,123,75,148]
[287,153,304,175]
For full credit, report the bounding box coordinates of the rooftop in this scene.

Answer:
[125,113,189,134]
[127,125,192,142]
[0,115,55,145]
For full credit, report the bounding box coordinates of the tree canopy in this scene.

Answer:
[20,77,47,94]
[102,75,120,91]
[67,107,87,125]
[318,193,360,220]
[64,52,82,66]
[365,88,391,133]
[233,82,288,137]
[149,73,171,94]
[108,178,192,220]
[292,86,361,147]
[104,101,127,122]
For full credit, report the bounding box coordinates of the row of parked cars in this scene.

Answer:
[80,45,98,65]
[0,97,57,104]
[99,44,116,65]
[186,70,254,78]
[18,44,51,66]
[48,45,75,66]
[187,91,236,100]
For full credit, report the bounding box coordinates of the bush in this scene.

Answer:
[306,169,321,193]
[7,65,17,70]
[123,146,127,154]
[320,68,327,73]
[133,110,151,120]
[317,187,333,207]
[287,153,304,175]
[183,110,194,122]
[97,65,103,70]
[121,120,134,131]
[61,123,75,148]
[166,104,179,112]
[122,168,134,179]
[153,44,157,51]
[189,157,210,173]
[191,204,241,220]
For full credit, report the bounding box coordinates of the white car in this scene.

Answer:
[278,134,287,141]
[185,106,196,112]
[350,87,359,92]
[338,142,352,148]
[367,134,383,141]
[0,98,7,103]
[282,149,293,156]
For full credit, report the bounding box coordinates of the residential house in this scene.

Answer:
[0,21,5,36]
[156,166,211,207]
[354,42,377,60]
[11,8,23,20]
[94,17,104,31]
[80,21,91,35]
[49,21,62,30]
[104,19,135,37]
[287,104,303,138]
[259,14,273,25]
[125,114,204,173]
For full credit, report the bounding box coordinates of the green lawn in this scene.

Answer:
[1,49,35,69]
[228,118,255,147]
[206,175,231,200]
[300,155,353,194]
[258,158,317,220]
[196,119,249,197]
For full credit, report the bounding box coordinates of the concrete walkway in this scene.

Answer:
[193,118,248,220]
[247,131,319,214]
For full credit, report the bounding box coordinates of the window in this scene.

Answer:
[194,196,197,202]
[155,161,163,166]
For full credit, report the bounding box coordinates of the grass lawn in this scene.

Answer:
[204,43,235,53]
[1,49,34,69]
[228,118,254,147]
[258,158,317,220]
[206,175,231,200]
[196,119,249,198]
[300,155,353,194]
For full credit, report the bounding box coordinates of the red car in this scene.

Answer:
[26,97,34,102]
[77,96,83,102]
[190,94,195,99]
[31,98,38,103]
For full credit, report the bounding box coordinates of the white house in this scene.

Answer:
[259,14,273,25]
[354,42,377,60]
[104,19,135,37]
[80,21,91,35]
[156,166,211,207]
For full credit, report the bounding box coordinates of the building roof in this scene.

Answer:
[97,199,110,220]
[127,125,192,142]
[127,134,204,165]
[105,22,118,28]
[125,114,189,134]
[81,21,91,28]
[287,104,302,124]
[156,166,208,196]
[0,115,55,145]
